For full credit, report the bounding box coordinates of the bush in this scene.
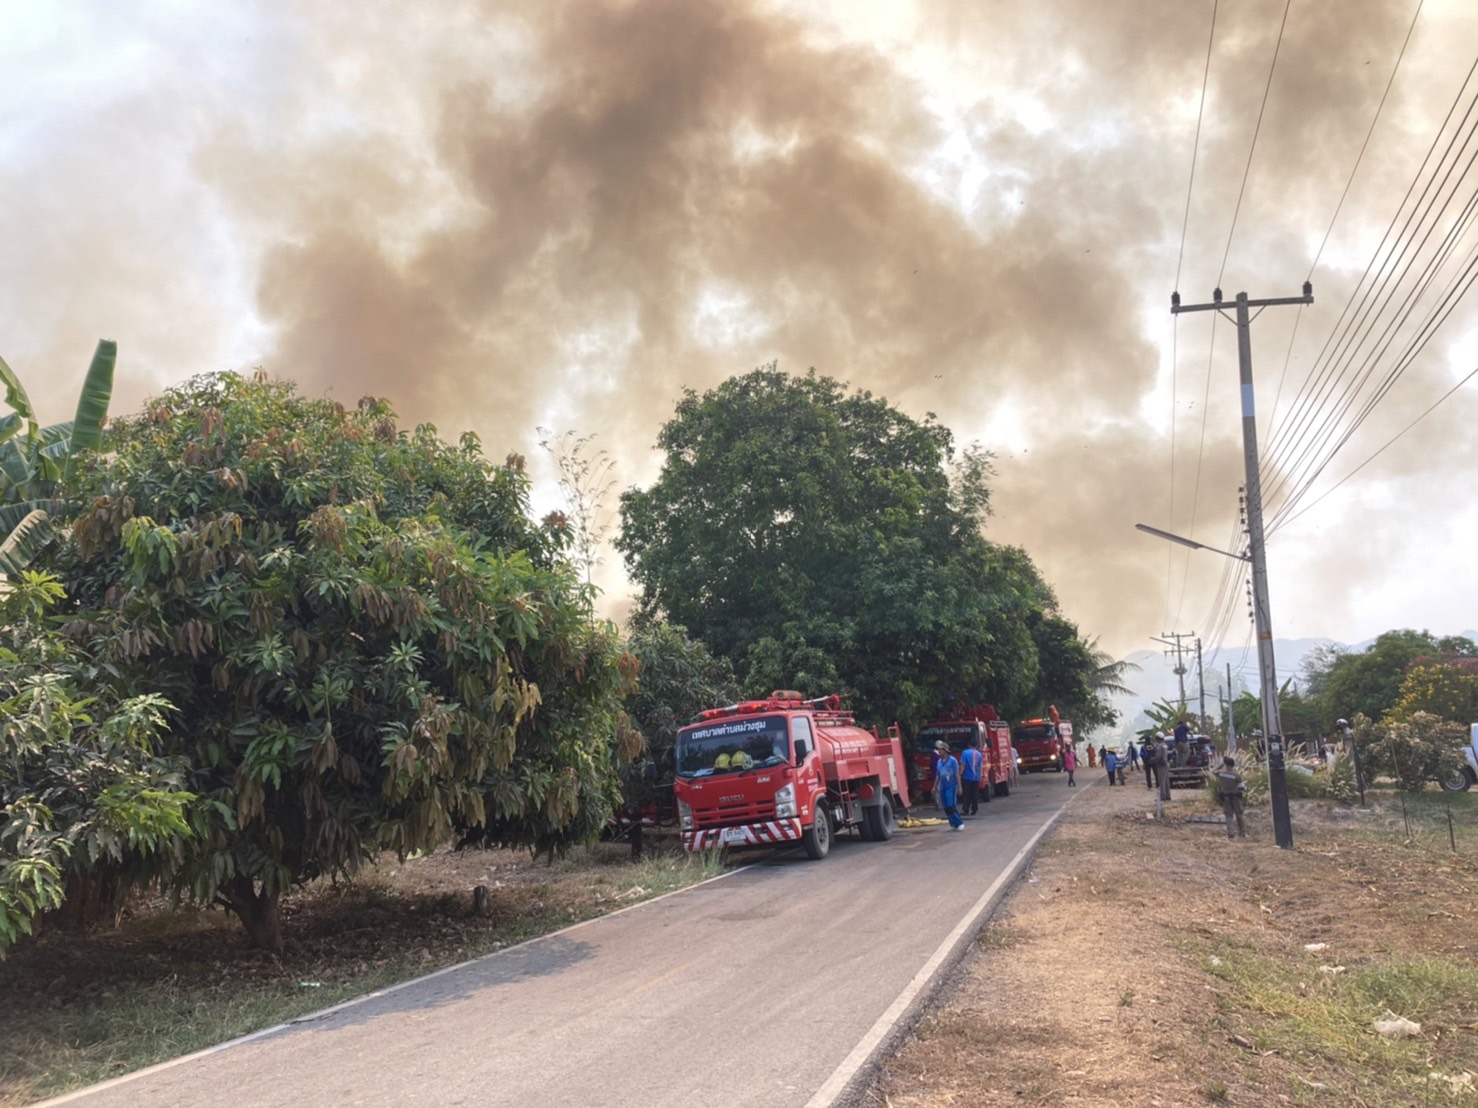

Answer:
[1352,712,1467,793]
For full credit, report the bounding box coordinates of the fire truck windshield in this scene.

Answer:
[1013,724,1056,744]
[676,715,791,778]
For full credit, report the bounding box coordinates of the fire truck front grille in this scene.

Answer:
[695,798,776,828]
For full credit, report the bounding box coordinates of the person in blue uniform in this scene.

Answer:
[933,741,964,830]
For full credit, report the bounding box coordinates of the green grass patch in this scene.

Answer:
[1200,941,1478,1099]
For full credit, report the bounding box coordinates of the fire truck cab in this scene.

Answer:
[673,692,910,860]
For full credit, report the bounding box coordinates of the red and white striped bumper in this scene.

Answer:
[682,819,803,852]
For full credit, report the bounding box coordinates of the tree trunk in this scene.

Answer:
[224,874,284,951]
[628,815,645,860]
[45,868,123,933]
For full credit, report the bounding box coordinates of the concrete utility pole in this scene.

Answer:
[1226,662,1237,753]
[1153,631,1195,706]
[1172,284,1312,850]
[1196,637,1207,733]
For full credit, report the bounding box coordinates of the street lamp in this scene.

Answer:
[1135,520,1294,848]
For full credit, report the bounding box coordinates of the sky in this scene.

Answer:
[4,0,1477,663]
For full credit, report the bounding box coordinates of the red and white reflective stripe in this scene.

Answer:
[681,819,803,851]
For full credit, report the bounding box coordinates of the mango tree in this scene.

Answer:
[0,571,193,952]
[50,373,636,949]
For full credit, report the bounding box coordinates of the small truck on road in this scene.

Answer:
[674,692,910,859]
[1440,723,1478,793]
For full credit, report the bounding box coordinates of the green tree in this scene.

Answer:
[0,341,116,574]
[1029,615,1117,735]
[616,366,1058,727]
[1310,630,1476,729]
[621,623,740,857]
[48,373,635,949]
[0,571,194,952]
[1389,659,1478,724]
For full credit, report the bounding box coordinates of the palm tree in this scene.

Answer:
[0,340,116,575]
[1085,635,1140,698]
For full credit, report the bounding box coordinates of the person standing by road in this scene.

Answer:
[1086,744,1096,768]
[1141,737,1155,789]
[1144,734,1168,798]
[960,737,985,816]
[1125,740,1139,772]
[1103,746,1118,785]
[1214,755,1247,839]
[1154,736,1171,800]
[933,740,964,831]
[1063,743,1077,786]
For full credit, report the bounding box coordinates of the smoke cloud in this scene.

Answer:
[7,0,1478,657]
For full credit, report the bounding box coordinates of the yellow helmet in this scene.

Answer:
[714,753,732,770]
[732,751,753,770]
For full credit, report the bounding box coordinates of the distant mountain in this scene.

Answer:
[1097,629,1478,744]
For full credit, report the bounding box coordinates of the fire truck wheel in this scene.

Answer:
[802,805,832,860]
[864,799,895,841]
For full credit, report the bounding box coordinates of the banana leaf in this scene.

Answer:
[0,412,20,445]
[68,339,116,458]
[0,501,46,532]
[0,507,54,576]
[0,438,33,490]
[0,353,35,423]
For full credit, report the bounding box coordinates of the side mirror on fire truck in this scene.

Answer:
[794,738,810,761]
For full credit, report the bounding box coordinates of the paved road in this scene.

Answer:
[49,773,1087,1108]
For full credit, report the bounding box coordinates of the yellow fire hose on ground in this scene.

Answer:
[896,815,949,828]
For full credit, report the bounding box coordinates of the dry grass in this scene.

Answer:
[868,783,1478,1107]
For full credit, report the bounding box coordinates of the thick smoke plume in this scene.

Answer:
[7,0,1478,656]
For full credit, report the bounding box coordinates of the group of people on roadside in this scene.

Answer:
[931,725,1247,842]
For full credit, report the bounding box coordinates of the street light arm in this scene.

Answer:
[1135,522,1250,562]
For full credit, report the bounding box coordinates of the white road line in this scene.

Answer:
[804,783,1087,1107]
[33,864,749,1107]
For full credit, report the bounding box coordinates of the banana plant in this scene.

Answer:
[0,339,116,575]
[1135,697,1191,742]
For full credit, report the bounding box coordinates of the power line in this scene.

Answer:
[1261,57,1478,477]
[1267,0,1425,443]
[1167,0,1220,631]
[1217,0,1294,288]
[1272,362,1478,533]
[1307,0,1426,281]
[1265,165,1478,520]
[1175,0,1220,293]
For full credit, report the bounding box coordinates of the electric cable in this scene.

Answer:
[1217,0,1294,288]
[1261,57,1478,476]
[1271,362,1478,533]
[1267,0,1425,443]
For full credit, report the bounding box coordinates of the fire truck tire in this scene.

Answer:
[802,806,833,860]
[863,798,895,841]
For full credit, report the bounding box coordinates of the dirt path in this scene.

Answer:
[866,780,1478,1107]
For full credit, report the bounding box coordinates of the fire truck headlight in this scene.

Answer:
[677,797,693,830]
[774,783,797,818]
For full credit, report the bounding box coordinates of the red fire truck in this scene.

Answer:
[673,692,910,860]
[913,703,1014,799]
[1011,713,1073,773]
